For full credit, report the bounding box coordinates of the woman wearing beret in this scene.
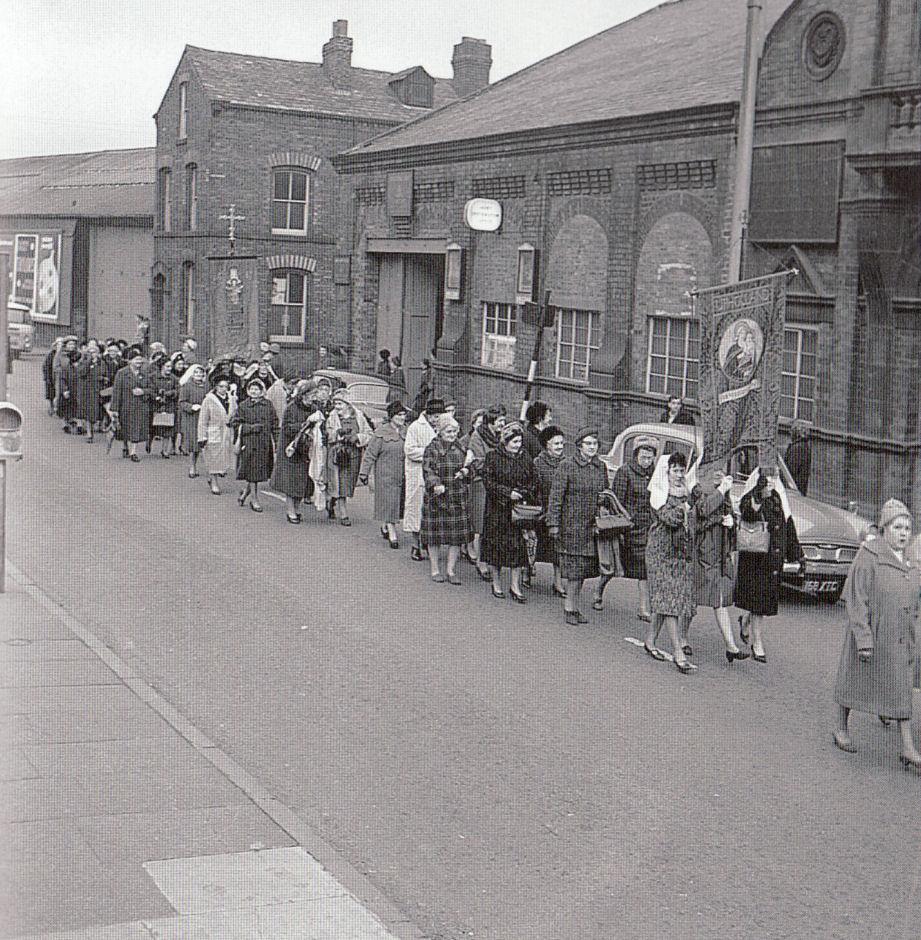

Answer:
[833,499,921,770]
[178,365,208,477]
[644,452,697,672]
[421,415,472,583]
[271,381,325,523]
[480,422,539,603]
[229,378,278,513]
[533,425,567,597]
[197,376,237,494]
[547,428,608,624]
[358,400,408,549]
[465,405,507,581]
[325,390,373,526]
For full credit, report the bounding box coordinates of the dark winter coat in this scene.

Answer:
[358,422,406,523]
[546,453,608,558]
[110,364,153,443]
[613,457,654,579]
[57,355,80,420]
[465,426,499,534]
[178,381,207,450]
[99,356,121,403]
[480,447,538,568]
[533,450,564,565]
[270,399,315,499]
[522,424,543,463]
[692,482,736,608]
[834,539,920,720]
[150,373,179,438]
[230,398,278,483]
[784,438,812,496]
[734,489,801,616]
[659,407,695,425]
[42,349,56,404]
[421,437,471,547]
[76,355,105,423]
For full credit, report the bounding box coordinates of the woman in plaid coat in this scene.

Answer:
[421,416,472,584]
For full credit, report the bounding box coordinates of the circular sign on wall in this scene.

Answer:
[464,198,502,232]
[803,11,845,81]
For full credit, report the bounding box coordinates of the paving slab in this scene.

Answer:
[0,659,117,688]
[21,735,211,777]
[0,747,39,782]
[0,713,41,745]
[23,706,171,744]
[0,589,73,642]
[0,639,97,662]
[0,683,140,713]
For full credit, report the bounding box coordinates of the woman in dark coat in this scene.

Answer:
[593,436,656,617]
[833,499,921,768]
[178,365,208,476]
[420,416,472,583]
[229,378,278,513]
[533,425,566,597]
[691,461,749,664]
[358,400,408,549]
[75,341,105,443]
[110,352,154,462]
[271,381,325,523]
[547,427,608,625]
[99,344,122,428]
[42,341,61,415]
[149,359,179,457]
[481,422,539,603]
[644,452,697,672]
[734,466,802,663]
[465,406,506,580]
[57,344,81,432]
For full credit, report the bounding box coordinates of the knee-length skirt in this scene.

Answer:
[421,488,471,547]
[645,528,696,623]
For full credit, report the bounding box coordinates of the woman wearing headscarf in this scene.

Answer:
[229,378,278,513]
[465,405,507,581]
[594,436,657,617]
[358,400,408,549]
[149,358,179,458]
[75,340,105,443]
[110,350,154,462]
[691,460,749,663]
[833,499,921,769]
[480,422,538,602]
[644,452,697,672]
[547,428,608,625]
[325,390,373,526]
[734,463,802,663]
[533,425,567,597]
[271,380,325,523]
[178,364,208,478]
[421,415,473,583]
[197,375,237,494]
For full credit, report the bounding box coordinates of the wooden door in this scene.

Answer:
[376,255,404,364]
[402,255,444,398]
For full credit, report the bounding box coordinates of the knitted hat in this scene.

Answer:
[500,422,524,444]
[879,498,911,530]
[575,426,599,445]
[632,435,658,455]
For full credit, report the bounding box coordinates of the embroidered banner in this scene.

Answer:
[695,272,789,468]
[208,256,259,358]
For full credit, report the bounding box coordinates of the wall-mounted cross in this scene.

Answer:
[219,204,246,256]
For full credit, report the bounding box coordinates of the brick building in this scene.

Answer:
[152,20,491,367]
[0,148,154,344]
[333,0,920,514]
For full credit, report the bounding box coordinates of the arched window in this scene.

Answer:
[181,261,195,334]
[185,164,198,230]
[157,168,171,231]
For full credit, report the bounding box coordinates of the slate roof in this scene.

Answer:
[0,148,155,218]
[182,46,458,122]
[345,0,793,156]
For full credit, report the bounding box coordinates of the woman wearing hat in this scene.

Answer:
[547,428,608,624]
[644,452,697,672]
[271,380,325,523]
[110,350,154,462]
[229,378,279,512]
[734,463,802,663]
[197,376,237,494]
[178,365,208,477]
[75,340,106,443]
[833,499,921,769]
[358,400,408,548]
[149,357,179,458]
[325,390,373,525]
[480,422,538,602]
[404,398,444,560]
[595,435,657,618]
[420,415,472,583]
[533,425,567,597]
[465,405,507,580]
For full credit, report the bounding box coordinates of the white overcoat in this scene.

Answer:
[197,391,237,475]
[403,414,437,533]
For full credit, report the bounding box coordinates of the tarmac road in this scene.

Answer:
[7,355,921,940]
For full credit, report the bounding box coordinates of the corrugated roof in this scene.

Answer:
[184,46,458,122]
[0,148,155,218]
[346,0,793,156]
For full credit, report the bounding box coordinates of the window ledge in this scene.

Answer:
[271,228,310,237]
[268,335,305,345]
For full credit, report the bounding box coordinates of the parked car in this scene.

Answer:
[311,368,389,427]
[7,302,33,359]
[601,422,875,603]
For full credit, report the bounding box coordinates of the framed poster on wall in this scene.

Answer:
[32,233,62,321]
[12,234,38,310]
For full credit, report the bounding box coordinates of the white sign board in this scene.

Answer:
[463,198,502,232]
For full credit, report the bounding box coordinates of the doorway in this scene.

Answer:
[375,253,444,400]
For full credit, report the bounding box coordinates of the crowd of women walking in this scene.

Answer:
[41,336,921,775]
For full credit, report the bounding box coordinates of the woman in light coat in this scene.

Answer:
[197,376,237,495]
[833,499,921,770]
[358,400,408,548]
[325,390,373,526]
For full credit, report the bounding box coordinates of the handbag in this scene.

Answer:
[737,517,770,553]
[594,489,632,534]
[511,503,544,524]
[152,411,174,429]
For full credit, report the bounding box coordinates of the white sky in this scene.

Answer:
[1,0,663,160]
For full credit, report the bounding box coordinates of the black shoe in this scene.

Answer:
[682,644,693,658]
[380,526,389,540]
[129,454,140,463]
[75,426,86,435]
[476,565,492,582]
[389,539,400,550]
[751,649,767,664]
[592,598,604,611]
[490,585,506,599]
[509,589,527,604]
[726,648,750,663]
[287,514,302,524]
[250,503,263,513]
[238,490,249,506]
[145,441,152,454]
[410,546,425,562]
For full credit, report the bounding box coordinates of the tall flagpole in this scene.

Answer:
[728,0,763,284]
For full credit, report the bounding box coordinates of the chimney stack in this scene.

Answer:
[451,37,492,97]
[322,19,353,89]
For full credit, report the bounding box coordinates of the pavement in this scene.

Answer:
[5,352,921,940]
[0,564,423,939]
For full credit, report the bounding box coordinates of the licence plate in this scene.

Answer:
[804,579,842,595]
